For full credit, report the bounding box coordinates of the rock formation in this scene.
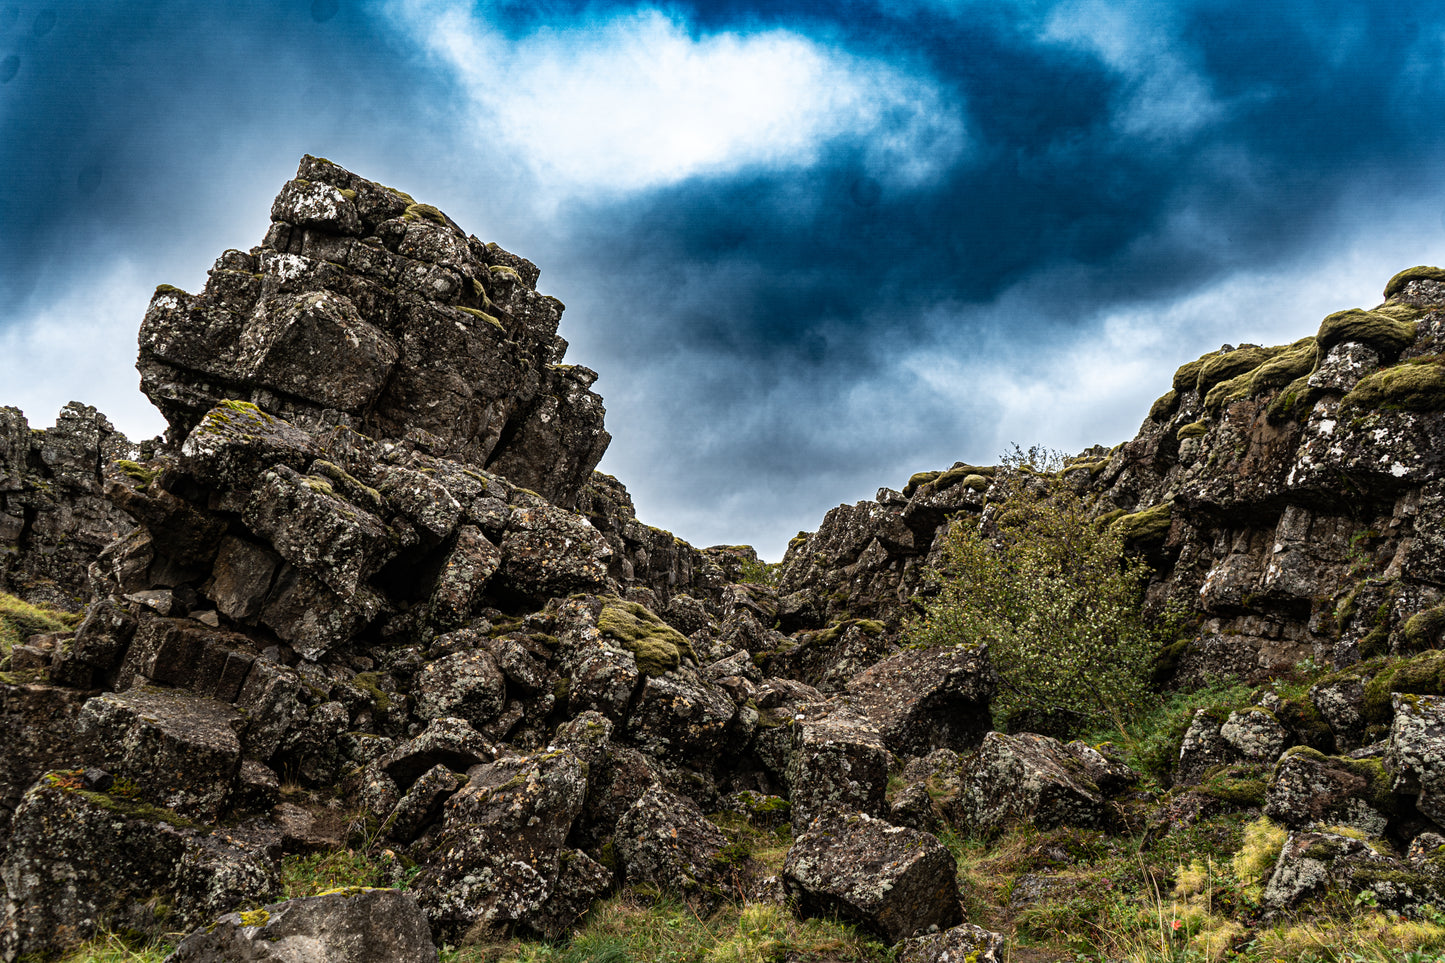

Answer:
[2,158,1445,961]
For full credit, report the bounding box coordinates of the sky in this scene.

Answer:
[3,1,1445,559]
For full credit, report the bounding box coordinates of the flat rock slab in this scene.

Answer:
[165,888,437,963]
[783,810,960,943]
[76,685,243,820]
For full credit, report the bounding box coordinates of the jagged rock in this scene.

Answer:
[1176,709,1244,787]
[1263,829,1444,916]
[360,717,495,818]
[523,849,614,940]
[763,619,896,692]
[499,505,612,598]
[0,775,278,961]
[413,648,507,729]
[1219,706,1290,761]
[139,156,608,507]
[242,464,395,596]
[0,681,90,849]
[614,785,728,900]
[114,616,259,698]
[953,732,1126,834]
[412,748,589,939]
[843,643,994,756]
[783,810,961,943]
[624,671,738,762]
[896,923,1008,963]
[75,685,243,820]
[381,764,464,843]
[785,706,892,832]
[427,526,502,628]
[0,403,136,609]
[165,888,438,963]
[1263,746,1395,835]
[1385,693,1445,823]
[1310,676,1368,750]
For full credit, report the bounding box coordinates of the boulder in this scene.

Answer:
[1385,693,1445,824]
[1263,746,1395,835]
[412,749,589,939]
[76,685,244,821]
[844,643,995,756]
[165,888,437,963]
[785,706,892,832]
[614,785,728,901]
[896,924,1008,963]
[783,810,961,943]
[0,775,277,961]
[953,732,1126,835]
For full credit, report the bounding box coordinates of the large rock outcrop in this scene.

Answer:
[137,155,608,509]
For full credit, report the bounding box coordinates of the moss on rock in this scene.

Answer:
[1107,501,1173,546]
[1341,358,1445,413]
[402,203,448,226]
[1316,308,1420,357]
[1384,265,1445,300]
[1196,345,1279,395]
[597,597,694,675]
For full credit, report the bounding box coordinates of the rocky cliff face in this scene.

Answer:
[0,402,136,610]
[779,267,1445,687]
[2,160,1444,962]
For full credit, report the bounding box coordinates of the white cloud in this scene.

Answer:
[1041,0,1222,140]
[0,263,168,440]
[387,0,966,197]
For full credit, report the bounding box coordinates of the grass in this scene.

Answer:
[280,847,406,898]
[46,930,174,963]
[1,591,83,667]
[442,891,891,963]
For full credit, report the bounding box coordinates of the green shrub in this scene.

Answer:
[906,450,1157,739]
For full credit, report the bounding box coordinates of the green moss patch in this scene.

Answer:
[598,597,694,675]
[1384,265,1445,300]
[114,459,160,486]
[1107,501,1172,546]
[1173,357,1207,393]
[1176,421,1208,440]
[402,203,448,226]
[456,305,504,329]
[1403,604,1445,652]
[1,592,81,657]
[1203,338,1317,414]
[1341,358,1445,412]
[1196,345,1280,395]
[812,618,886,646]
[1316,308,1419,357]
[1360,650,1445,723]
[1149,389,1179,422]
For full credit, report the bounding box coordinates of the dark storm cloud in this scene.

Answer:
[5,0,1445,557]
[0,0,438,316]
[537,0,1445,552]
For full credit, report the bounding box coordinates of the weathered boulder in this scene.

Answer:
[783,810,961,943]
[614,785,728,901]
[1263,829,1444,916]
[0,681,91,849]
[953,732,1128,834]
[1263,746,1396,835]
[1385,693,1445,824]
[165,888,437,963]
[412,748,589,939]
[0,775,277,962]
[896,923,1008,963]
[75,685,244,821]
[843,643,994,756]
[785,706,892,832]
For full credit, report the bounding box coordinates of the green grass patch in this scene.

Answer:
[1,591,82,660]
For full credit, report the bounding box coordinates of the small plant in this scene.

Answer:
[907,446,1158,740]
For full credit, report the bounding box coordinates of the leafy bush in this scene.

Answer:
[907,448,1157,739]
